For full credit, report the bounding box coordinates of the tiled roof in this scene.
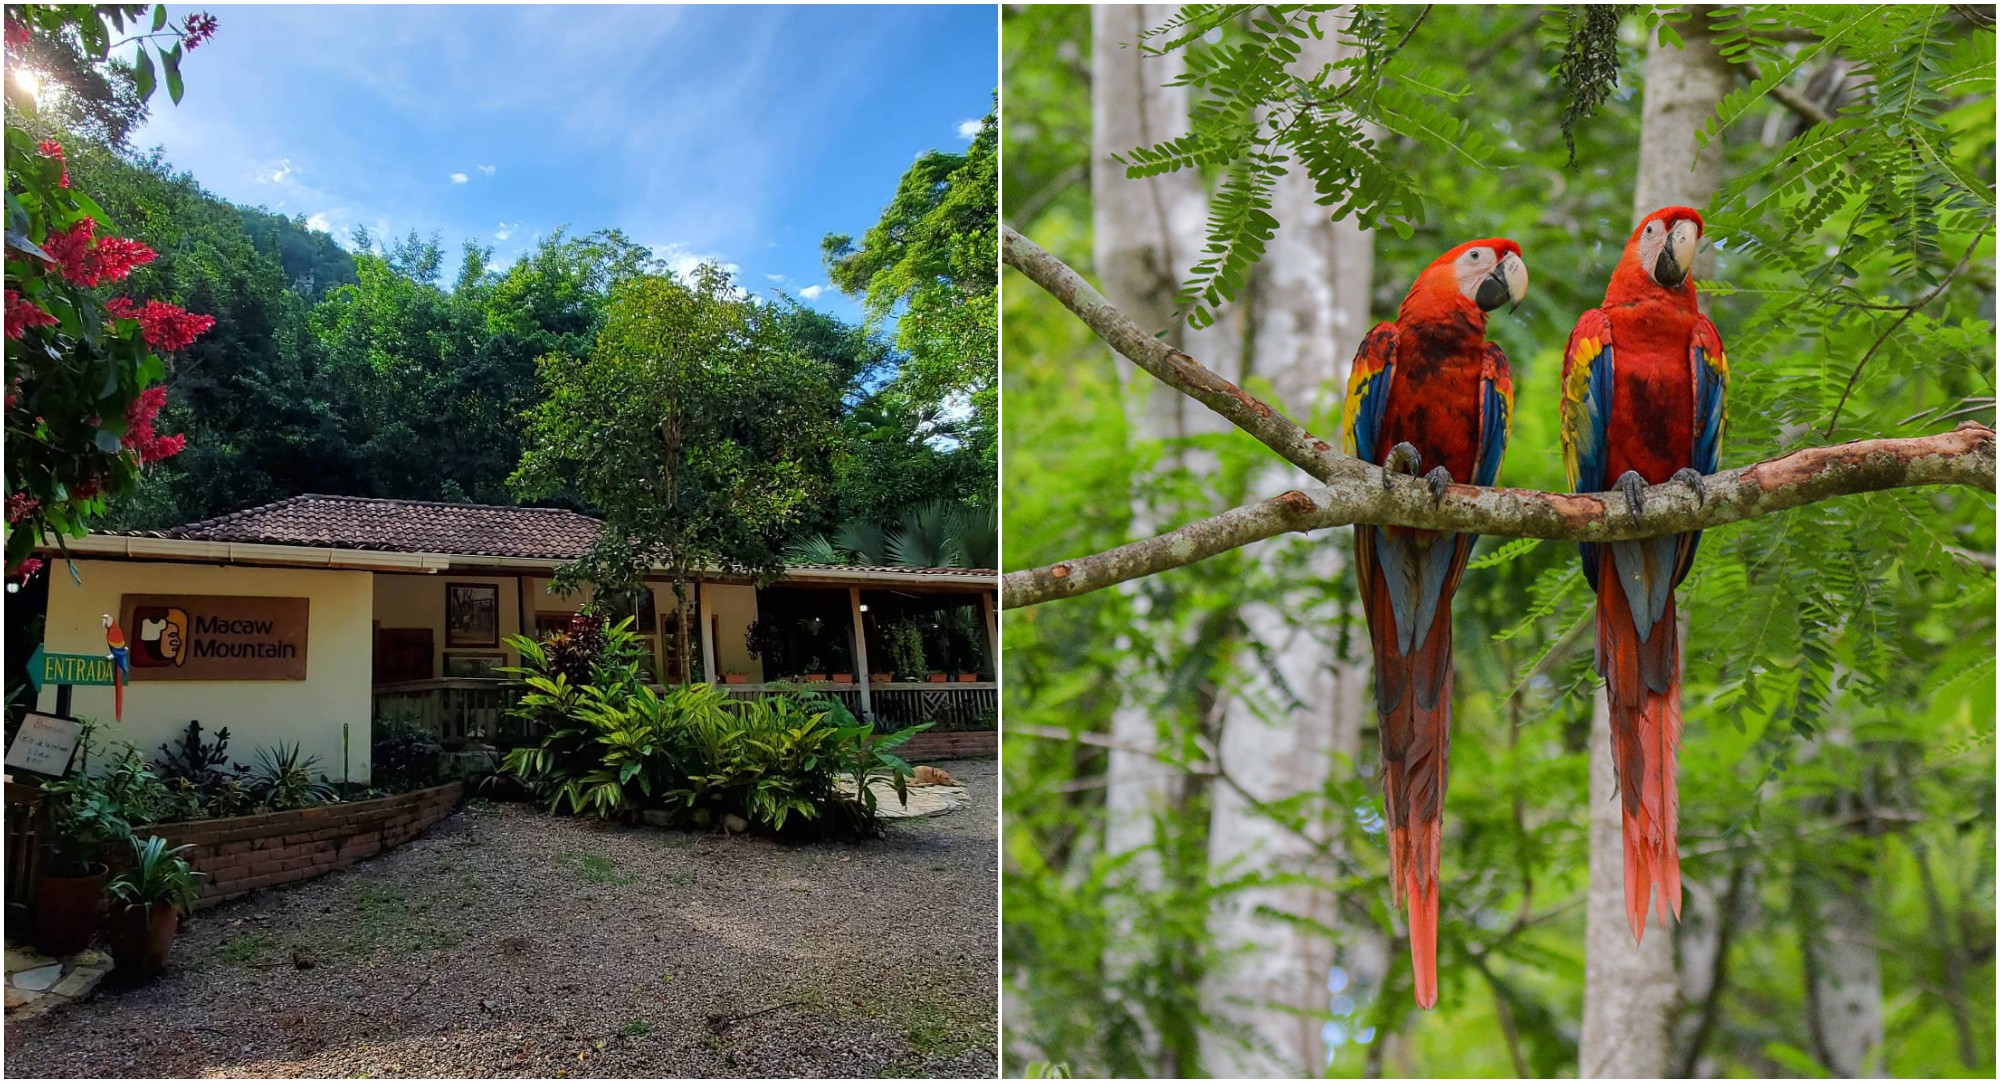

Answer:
[121,495,996,578]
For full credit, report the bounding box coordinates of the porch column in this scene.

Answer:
[698,580,718,683]
[981,589,998,676]
[849,587,873,720]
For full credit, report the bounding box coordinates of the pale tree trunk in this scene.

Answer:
[1581,7,1732,1077]
[1802,863,1884,1077]
[1199,16,1377,1077]
[1093,6,1246,1074]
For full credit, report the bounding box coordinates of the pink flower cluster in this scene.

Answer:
[40,218,157,288]
[37,139,67,188]
[4,289,58,338]
[181,12,219,49]
[123,385,186,463]
[105,297,216,352]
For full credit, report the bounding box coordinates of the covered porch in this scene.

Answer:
[369,568,997,744]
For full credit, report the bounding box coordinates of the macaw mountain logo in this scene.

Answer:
[117,595,310,681]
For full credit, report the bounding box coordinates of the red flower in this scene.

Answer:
[107,298,213,352]
[35,138,67,188]
[94,236,155,279]
[181,12,218,49]
[124,385,186,464]
[5,17,28,49]
[4,289,58,338]
[40,219,155,286]
[6,493,40,523]
[12,557,45,581]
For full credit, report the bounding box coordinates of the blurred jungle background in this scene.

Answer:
[1000,4,1994,1078]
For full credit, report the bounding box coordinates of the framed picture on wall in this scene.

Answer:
[535,612,577,637]
[446,582,500,647]
[443,652,507,679]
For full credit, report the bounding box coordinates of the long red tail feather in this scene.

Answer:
[1597,551,1683,943]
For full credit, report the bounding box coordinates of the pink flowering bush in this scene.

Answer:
[3,5,218,577]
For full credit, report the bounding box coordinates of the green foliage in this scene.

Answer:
[247,742,335,810]
[824,102,998,487]
[1004,4,1994,1077]
[106,833,203,913]
[513,266,841,621]
[370,712,442,791]
[499,623,919,837]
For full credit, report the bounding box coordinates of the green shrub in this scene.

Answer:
[500,632,925,837]
[371,712,442,791]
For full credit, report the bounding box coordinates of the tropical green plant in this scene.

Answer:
[106,833,203,913]
[39,769,132,875]
[247,742,334,810]
[370,711,441,791]
[886,617,928,680]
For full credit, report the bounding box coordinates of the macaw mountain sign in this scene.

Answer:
[117,594,310,681]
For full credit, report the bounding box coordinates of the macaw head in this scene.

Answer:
[1400,238,1529,322]
[1622,206,1704,293]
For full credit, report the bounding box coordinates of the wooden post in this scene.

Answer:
[849,587,873,720]
[698,581,718,683]
[980,590,998,677]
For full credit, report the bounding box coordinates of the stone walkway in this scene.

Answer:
[4,943,112,1021]
[839,777,970,819]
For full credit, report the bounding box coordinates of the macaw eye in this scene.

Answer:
[1468,250,1482,262]
[1645,222,1656,234]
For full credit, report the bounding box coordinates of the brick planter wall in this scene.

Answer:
[899,730,996,760]
[149,781,463,907]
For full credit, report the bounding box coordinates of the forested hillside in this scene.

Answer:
[55,131,987,542]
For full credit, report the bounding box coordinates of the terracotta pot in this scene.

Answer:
[832,673,854,684]
[107,902,181,977]
[869,673,894,684]
[927,673,949,684]
[723,674,749,685]
[957,672,979,682]
[800,673,827,683]
[32,864,107,957]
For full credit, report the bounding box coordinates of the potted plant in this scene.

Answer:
[831,672,854,684]
[105,834,205,977]
[869,671,894,684]
[34,771,133,956]
[927,671,950,684]
[887,619,927,682]
[799,654,828,683]
[723,671,750,685]
[956,670,980,682]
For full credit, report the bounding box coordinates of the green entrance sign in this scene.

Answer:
[26,645,118,689]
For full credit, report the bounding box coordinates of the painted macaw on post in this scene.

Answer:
[1559,206,1728,944]
[103,612,129,722]
[1341,238,1526,1009]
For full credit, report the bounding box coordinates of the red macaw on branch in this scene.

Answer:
[1341,238,1526,1008]
[104,612,129,722]
[1560,206,1728,943]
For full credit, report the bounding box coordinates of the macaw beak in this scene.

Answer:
[1475,252,1529,314]
[1653,219,1699,289]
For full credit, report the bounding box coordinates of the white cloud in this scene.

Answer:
[956,117,982,140]
[256,158,294,184]
[305,211,336,233]
[650,242,740,280]
[449,172,469,184]
[798,284,826,301]
[764,272,787,284]
[476,164,496,176]
[494,221,520,241]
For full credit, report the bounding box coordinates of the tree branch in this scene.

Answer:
[1002,225,1353,483]
[1004,424,1996,608]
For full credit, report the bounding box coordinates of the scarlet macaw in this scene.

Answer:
[1341,238,1526,1008]
[1559,206,1727,943]
[103,613,128,722]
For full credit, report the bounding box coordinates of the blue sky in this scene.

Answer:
[130,5,997,323]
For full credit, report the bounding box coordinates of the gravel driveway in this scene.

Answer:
[5,759,996,1078]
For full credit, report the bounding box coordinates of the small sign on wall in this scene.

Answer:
[118,594,310,681]
[5,713,83,776]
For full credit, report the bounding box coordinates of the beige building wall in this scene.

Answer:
[706,583,761,681]
[40,559,376,783]
[372,573,524,676]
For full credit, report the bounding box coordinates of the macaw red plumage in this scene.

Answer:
[104,613,128,722]
[1341,238,1525,1008]
[1559,206,1728,943]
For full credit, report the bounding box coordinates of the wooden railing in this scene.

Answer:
[372,679,524,745]
[724,680,997,732]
